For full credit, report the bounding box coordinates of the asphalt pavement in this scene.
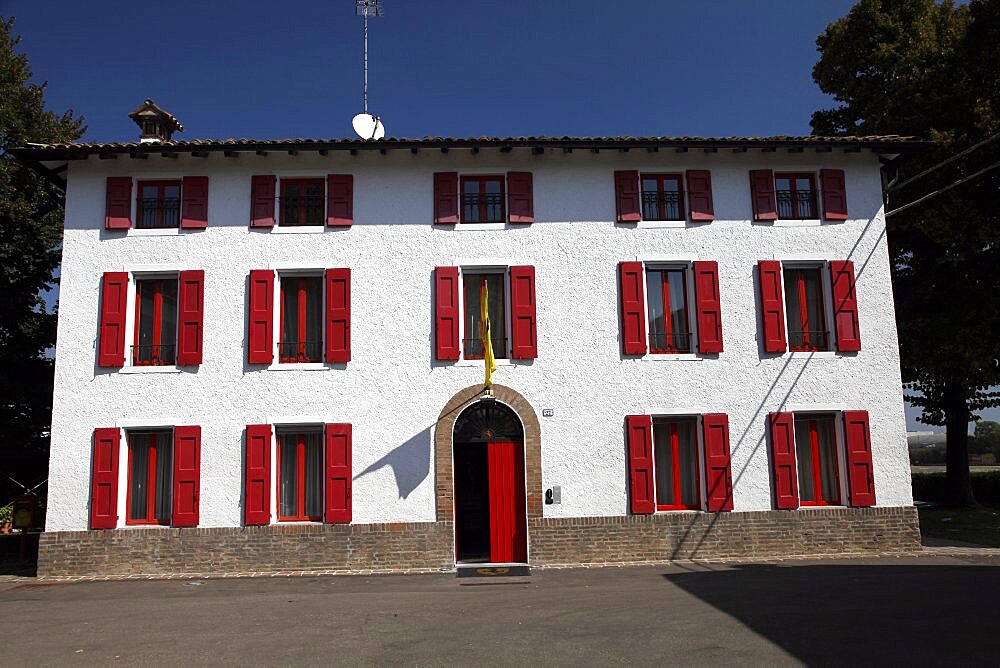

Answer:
[3,553,999,666]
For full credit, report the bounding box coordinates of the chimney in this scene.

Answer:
[128,99,184,143]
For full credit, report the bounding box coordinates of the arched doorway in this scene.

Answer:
[453,400,528,564]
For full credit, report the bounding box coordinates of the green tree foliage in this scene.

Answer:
[0,17,84,473]
[812,0,1000,506]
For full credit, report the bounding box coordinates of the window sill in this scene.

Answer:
[273,520,324,525]
[639,353,702,362]
[787,351,838,360]
[119,523,175,529]
[766,219,838,228]
[453,358,516,368]
[268,226,327,234]
[127,228,183,237]
[267,362,329,371]
[450,222,516,231]
[798,504,845,510]
[119,365,183,374]
[656,509,703,514]
[630,220,689,229]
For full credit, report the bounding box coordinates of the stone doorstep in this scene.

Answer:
[14,546,998,584]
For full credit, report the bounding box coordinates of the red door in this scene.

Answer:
[487,441,528,563]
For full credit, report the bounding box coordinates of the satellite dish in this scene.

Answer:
[352,113,385,140]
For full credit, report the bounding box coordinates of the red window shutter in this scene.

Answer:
[618,261,647,355]
[324,423,353,523]
[749,169,777,221]
[843,410,876,507]
[757,260,787,353]
[105,177,132,229]
[614,170,641,222]
[768,412,799,509]
[829,260,861,352]
[98,272,129,367]
[247,270,274,364]
[507,171,534,223]
[327,174,353,226]
[176,270,204,366]
[820,168,848,220]
[702,413,734,512]
[686,170,715,222]
[90,428,120,529]
[509,265,537,359]
[692,260,724,354]
[434,266,460,360]
[171,425,201,527]
[434,172,459,224]
[244,424,272,525]
[325,268,351,363]
[180,176,209,228]
[250,175,276,227]
[626,415,655,514]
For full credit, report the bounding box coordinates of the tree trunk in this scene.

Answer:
[944,379,976,507]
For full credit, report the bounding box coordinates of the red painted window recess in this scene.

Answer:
[133,278,178,366]
[277,430,324,522]
[645,267,691,353]
[793,415,841,506]
[652,418,701,510]
[279,275,323,363]
[783,265,829,352]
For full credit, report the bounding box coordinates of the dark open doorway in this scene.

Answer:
[453,401,527,564]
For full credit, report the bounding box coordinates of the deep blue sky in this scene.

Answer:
[6,0,991,431]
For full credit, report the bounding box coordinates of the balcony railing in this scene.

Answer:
[776,190,817,219]
[132,344,176,366]
[463,337,507,360]
[279,340,323,363]
[640,191,682,221]
[649,331,692,354]
[788,330,829,351]
[137,197,180,229]
[462,193,505,223]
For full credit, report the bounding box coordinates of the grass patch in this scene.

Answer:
[918,504,1000,547]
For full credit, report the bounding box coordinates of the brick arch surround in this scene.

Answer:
[434,384,542,523]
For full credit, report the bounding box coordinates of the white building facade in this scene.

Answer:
[17,131,927,576]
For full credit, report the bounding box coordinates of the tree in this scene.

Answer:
[0,16,84,489]
[811,0,1000,506]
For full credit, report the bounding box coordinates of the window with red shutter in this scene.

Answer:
[176,270,204,366]
[509,266,537,359]
[644,266,692,354]
[686,170,715,222]
[625,415,655,514]
[792,414,841,506]
[434,172,459,224]
[98,272,129,367]
[460,176,505,223]
[248,270,275,364]
[774,173,818,219]
[244,424,272,525]
[137,180,181,229]
[843,410,876,507]
[769,412,799,509]
[325,423,352,523]
[90,428,121,529]
[326,174,353,226]
[638,173,684,221]
[125,429,173,526]
[105,177,133,229]
[692,261,723,354]
[507,172,534,223]
[180,176,209,228]
[829,260,861,352]
[276,429,324,521]
[614,170,641,223]
[434,266,461,360]
[757,261,787,353]
[749,169,777,221]
[325,268,351,363]
[171,426,201,527]
[783,264,830,352]
[702,413,734,512]
[250,175,276,227]
[619,262,647,355]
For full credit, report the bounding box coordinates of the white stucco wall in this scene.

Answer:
[45,147,913,532]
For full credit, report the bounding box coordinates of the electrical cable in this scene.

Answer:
[885,158,1000,217]
[888,131,1000,192]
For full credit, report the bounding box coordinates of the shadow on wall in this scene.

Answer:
[354,427,431,499]
[661,564,1000,664]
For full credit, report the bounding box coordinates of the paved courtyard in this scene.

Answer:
[2,553,999,665]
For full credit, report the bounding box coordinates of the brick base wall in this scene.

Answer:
[38,507,920,577]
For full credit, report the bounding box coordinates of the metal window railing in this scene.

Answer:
[463,337,508,359]
[788,330,829,351]
[137,197,180,229]
[132,344,176,366]
[462,193,505,223]
[641,190,682,220]
[649,331,692,354]
[279,340,323,363]
[279,195,326,226]
[776,190,817,219]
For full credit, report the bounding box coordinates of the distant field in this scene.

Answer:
[910,466,1000,473]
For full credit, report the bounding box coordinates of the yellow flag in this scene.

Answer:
[480,278,497,387]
